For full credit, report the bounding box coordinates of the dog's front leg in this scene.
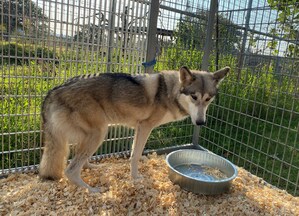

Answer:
[130,123,152,179]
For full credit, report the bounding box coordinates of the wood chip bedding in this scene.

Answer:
[1,153,298,215]
[201,165,228,180]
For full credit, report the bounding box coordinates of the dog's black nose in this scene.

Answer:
[196,120,206,126]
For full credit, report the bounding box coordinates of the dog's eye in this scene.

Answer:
[191,94,197,100]
[206,97,211,102]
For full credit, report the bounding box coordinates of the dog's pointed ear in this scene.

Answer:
[213,66,230,84]
[179,66,195,85]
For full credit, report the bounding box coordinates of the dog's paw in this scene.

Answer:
[131,173,144,182]
[88,186,101,193]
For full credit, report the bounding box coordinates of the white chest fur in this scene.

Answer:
[159,110,188,126]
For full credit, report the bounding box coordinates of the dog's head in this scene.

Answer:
[179,66,230,126]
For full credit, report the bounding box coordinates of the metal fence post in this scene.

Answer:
[145,0,160,73]
[107,0,117,73]
[236,0,253,80]
[192,0,218,147]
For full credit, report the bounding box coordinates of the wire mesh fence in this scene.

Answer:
[203,0,298,196]
[1,0,298,197]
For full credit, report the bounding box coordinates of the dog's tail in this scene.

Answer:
[39,115,69,181]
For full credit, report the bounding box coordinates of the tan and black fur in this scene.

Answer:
[39,66,230,192]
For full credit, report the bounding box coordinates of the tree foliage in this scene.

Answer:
[267,0,299,57]
[73,12,108,47]
[0,0,48,38]
[174,11,242,54]
[74,24,105,47]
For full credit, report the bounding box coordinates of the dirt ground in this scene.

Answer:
[1,153,298,215]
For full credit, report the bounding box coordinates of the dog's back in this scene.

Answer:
[42,71,188,128]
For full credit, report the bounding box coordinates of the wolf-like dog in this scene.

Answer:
[39,66,230,192]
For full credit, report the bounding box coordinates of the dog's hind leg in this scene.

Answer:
[65,127,107,192]
[39,127,69,180]
[130,123,153,179]
[75,149,102,170]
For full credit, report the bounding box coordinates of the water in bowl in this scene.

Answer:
[174,164,218,181]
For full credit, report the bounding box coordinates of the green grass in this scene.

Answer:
[0,42,298,196]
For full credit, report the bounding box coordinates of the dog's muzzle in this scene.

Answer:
[195,120,206,126]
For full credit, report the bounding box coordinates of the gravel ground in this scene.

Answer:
[1,153,298,215]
